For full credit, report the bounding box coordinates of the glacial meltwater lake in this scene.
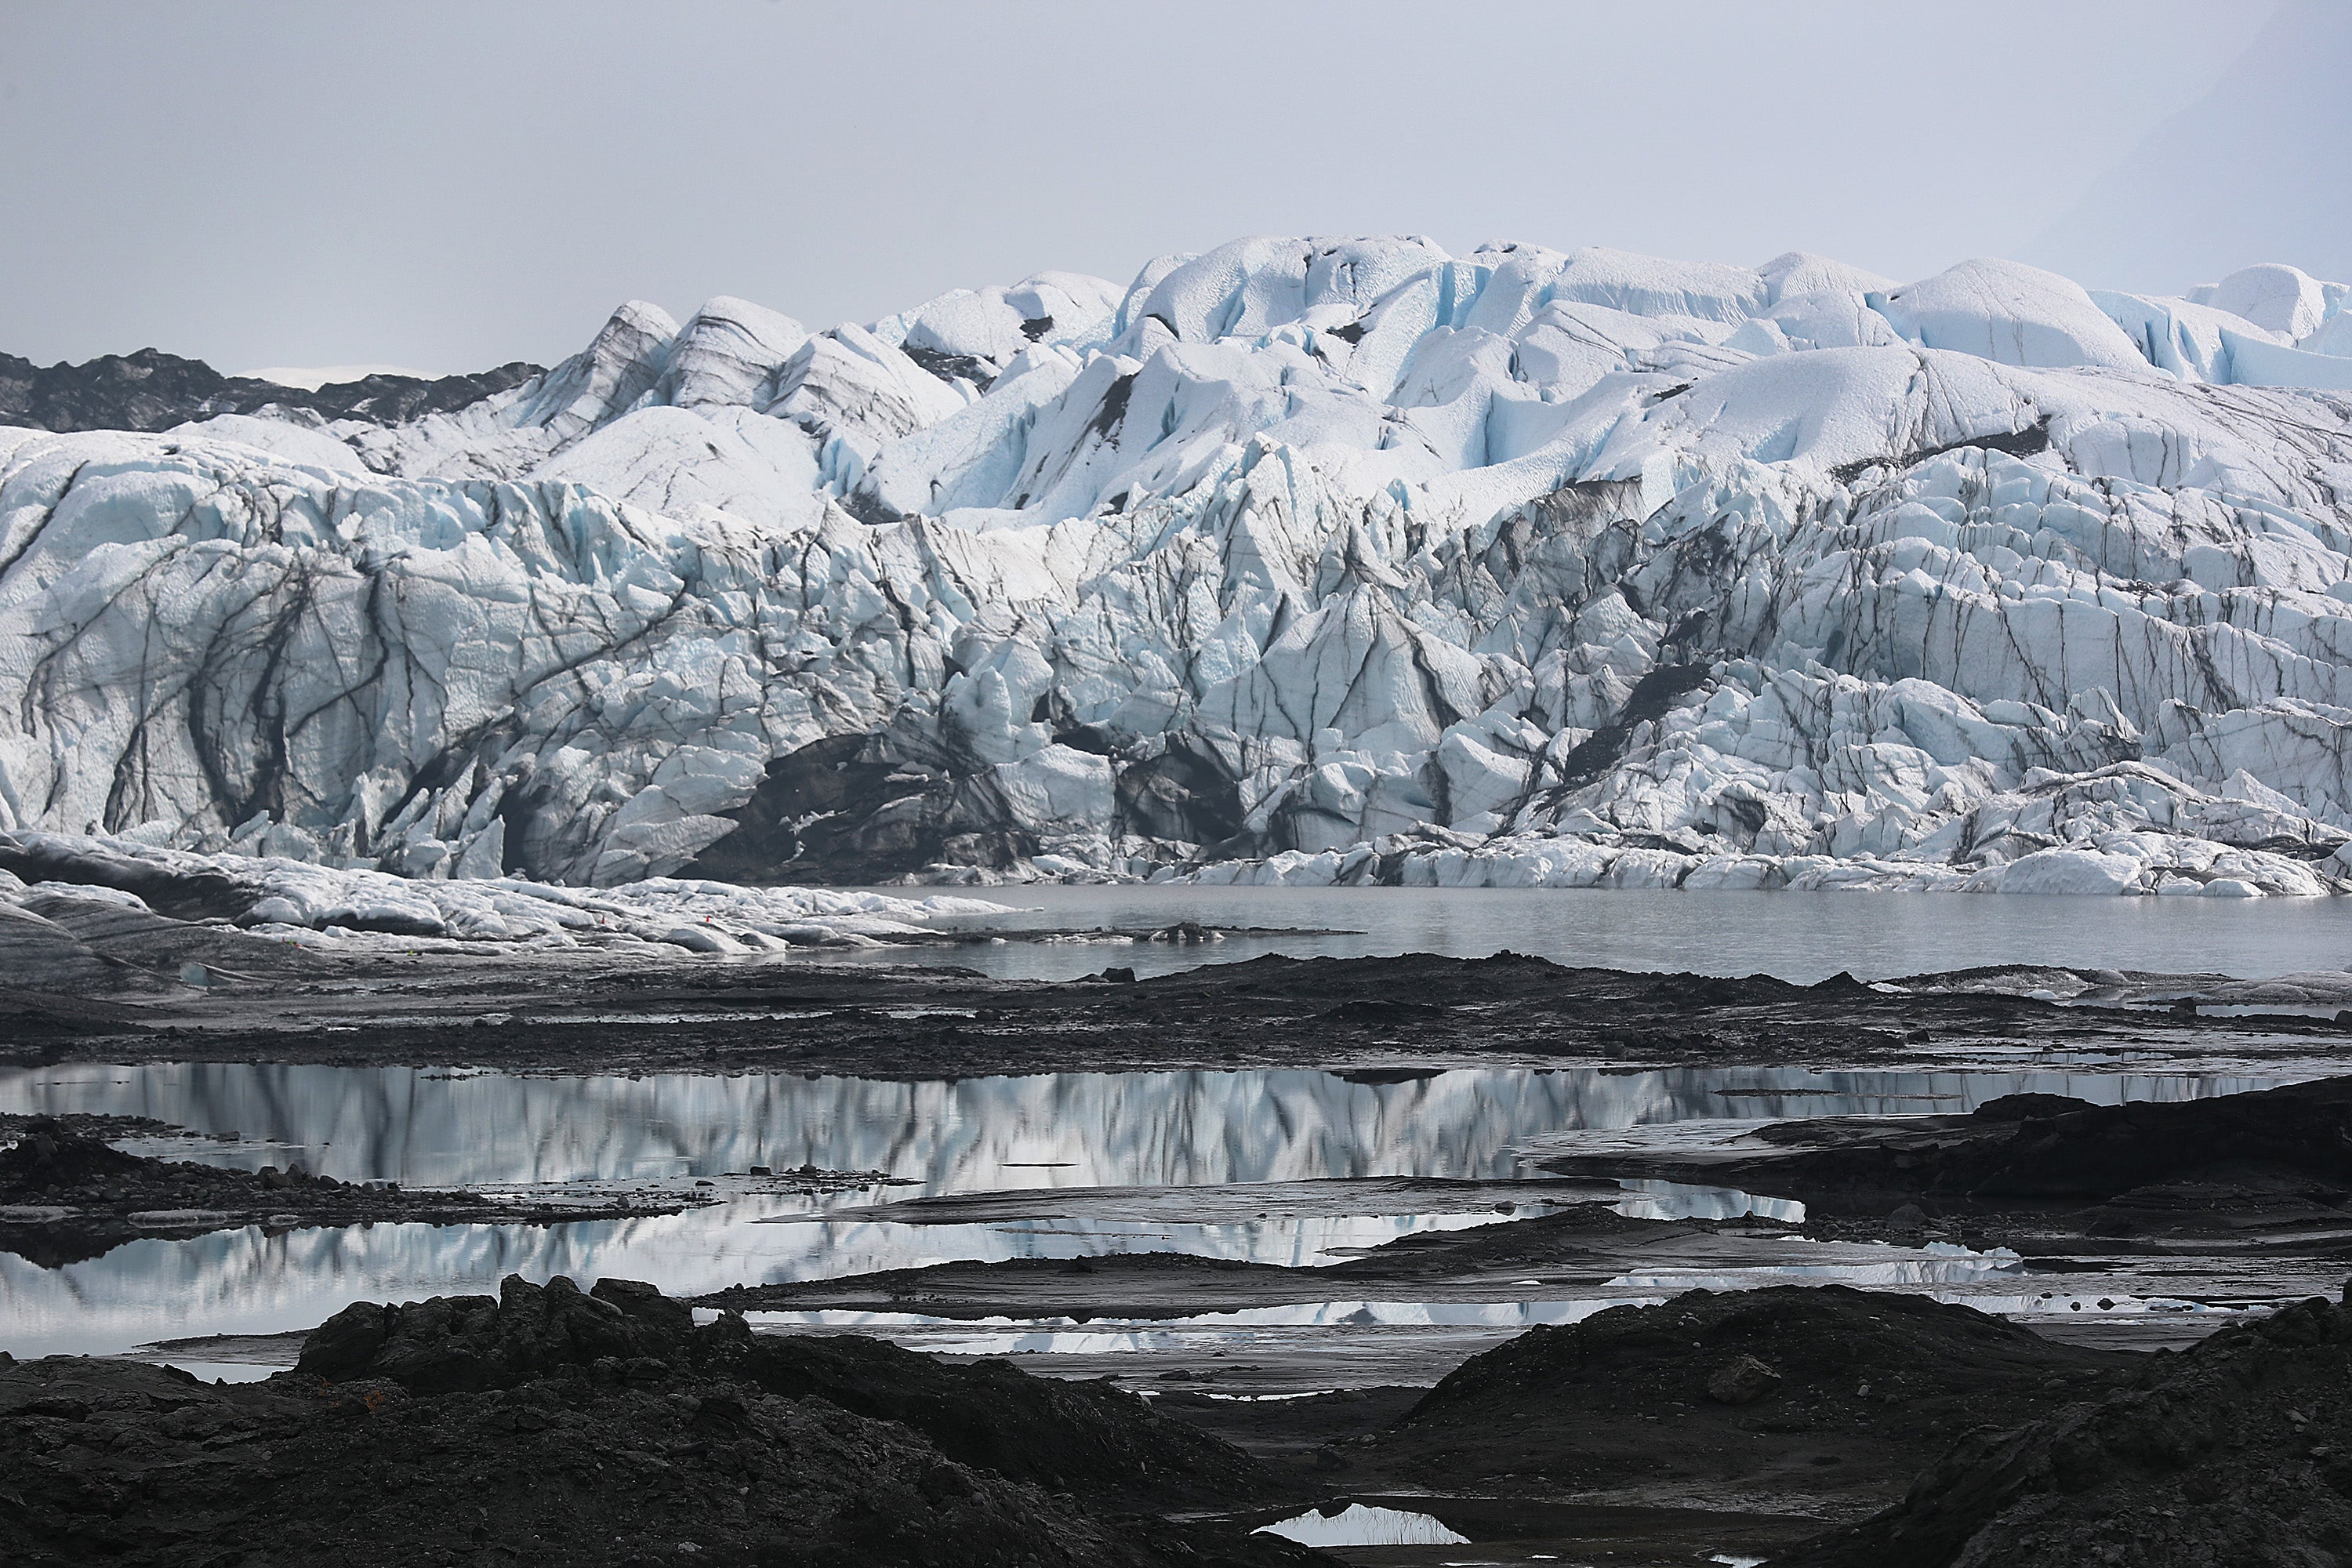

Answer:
[828,884,2352,982]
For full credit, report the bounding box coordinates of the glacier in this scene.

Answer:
[6,238,2352,928]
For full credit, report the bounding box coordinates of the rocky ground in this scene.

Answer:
[0,346,541,434]
[1776,1288,2352,1568]
[1368,1286,2136,1503]
[12,1273,2350,1566]
[1221,1283,2352,1566]
[677,1076,2352,1562]
[0,1275,1321,1568]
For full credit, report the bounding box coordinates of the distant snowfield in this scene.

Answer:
[234,364,441,390]
[6,238,2352,909]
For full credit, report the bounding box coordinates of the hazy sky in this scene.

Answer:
[0,1,2339,374]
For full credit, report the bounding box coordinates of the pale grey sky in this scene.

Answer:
[0,1,2337,374]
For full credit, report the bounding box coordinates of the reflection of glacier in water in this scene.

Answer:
[844,883,2352,985]
[0,1062,2289,1357]
[742,1298,1655,1359]
[0,1062,2285,1189]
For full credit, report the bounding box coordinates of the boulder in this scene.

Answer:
[1706,1354,1783,1406]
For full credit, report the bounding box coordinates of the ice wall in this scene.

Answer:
[5,241,2352,897]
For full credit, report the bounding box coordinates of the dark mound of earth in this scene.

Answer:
[1777,1287,2352,1567]
[699,1248,1296,1319]
[1544,1076,2352,1220]
[301,1272,1261,1508]
[1807,1077,2352,1206]
[1374,1286,2136,1501]
[0,1117,710,1267]
[0,1274,1321,1568]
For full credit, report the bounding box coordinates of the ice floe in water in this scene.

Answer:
[1257,1503,1470,1548]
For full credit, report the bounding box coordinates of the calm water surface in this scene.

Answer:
[822,884,2352,983]
[0,1061,2290,1357]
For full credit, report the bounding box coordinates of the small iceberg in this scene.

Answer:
[1254,1502,1471,1547]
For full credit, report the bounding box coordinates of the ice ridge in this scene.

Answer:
[4,238,2352,904]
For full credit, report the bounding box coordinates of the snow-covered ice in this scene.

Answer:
[0,827,1004,951]
[7,238,2352,901]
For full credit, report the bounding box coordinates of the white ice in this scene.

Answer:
[5,237,2352,905]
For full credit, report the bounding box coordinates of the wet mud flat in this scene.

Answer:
[0,1112,893,1268]
[1540,1075,2352,1214]
[10,945,2352,1080]
[702,1153,2352,1380]
[708,1199,1947,1324]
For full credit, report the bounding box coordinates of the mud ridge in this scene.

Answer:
[0,1116,735,1267]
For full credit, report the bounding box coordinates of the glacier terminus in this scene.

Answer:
[8,238,2352,937]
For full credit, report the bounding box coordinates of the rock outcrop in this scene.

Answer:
[1377,1284,2136,1497]
[0,347,539,434]
[299,1273,1264,1506]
